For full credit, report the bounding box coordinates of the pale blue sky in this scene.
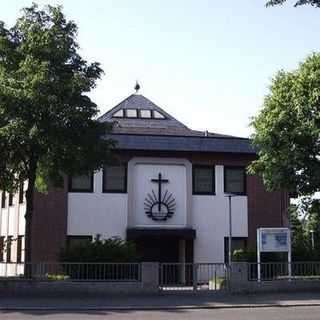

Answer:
[3,1,320,137]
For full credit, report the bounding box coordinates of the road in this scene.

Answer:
[0,306,320,319]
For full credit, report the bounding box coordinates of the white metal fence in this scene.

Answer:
[160,263,228,291]
[0,262,141,281]
[248,262,320,281]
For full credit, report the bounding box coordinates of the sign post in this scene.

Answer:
[257,228,291,282]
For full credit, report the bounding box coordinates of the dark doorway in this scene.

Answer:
[135,236,179,263]
[134,236,194,264]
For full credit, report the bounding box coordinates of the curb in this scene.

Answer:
[1,303,320,311]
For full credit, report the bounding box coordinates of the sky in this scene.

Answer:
[2,1,320,137]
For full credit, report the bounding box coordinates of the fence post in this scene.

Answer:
[141,262,159,292]
[229,262,248,293]
[192,264,198,291]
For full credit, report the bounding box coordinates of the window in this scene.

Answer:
[19,184,24,204]
[224,167,246,195]
[153,110,165,119]
[67,236,92,247]
[140,109,152,118]
[126,109,138,118]
[224,237,247,263]
[17,236,24,263]
[6,236,12,263]
[112,109,124,118]
[192,165,215,195]
[103,164,127,193]
[69,174,93,192]
[8,193,14,206]
[0,237,4,262]
[1,192,5,209]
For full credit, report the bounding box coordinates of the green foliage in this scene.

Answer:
[0,4,115,263]
[249,53,320,197]
[289,204,311,260]
[304,199,320,258]
[233,249,257,262]
[286,201,320,261]
[266,0,320,7]
[60,236,140,263]
[0,3,115,193]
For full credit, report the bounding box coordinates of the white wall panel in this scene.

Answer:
[0,209,7,236]
[68,171,127,239]
[193,166,248,263]
[8,207,16,236]
[131,163,187,228]
[18,204,26,235]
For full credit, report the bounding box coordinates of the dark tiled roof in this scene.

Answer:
[110,125,236,138]
[99,94,188,130]
[106,134,256,154]
[100,93,255,154]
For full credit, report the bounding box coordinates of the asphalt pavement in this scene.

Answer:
[1,291,320,310]
[1,306,320,320]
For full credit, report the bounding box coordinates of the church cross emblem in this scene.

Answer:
[144,173,176,221]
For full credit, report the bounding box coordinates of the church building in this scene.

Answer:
[0,89,289,273]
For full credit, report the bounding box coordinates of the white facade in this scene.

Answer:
[0,185,26,276]
[0,158,249,267]
[193,166,247,263]
[68,171,127,239]
[67,158,248,263]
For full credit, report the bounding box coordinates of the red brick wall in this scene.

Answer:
[31,179,68,262]
[247,175,289,248]
[28,150,289,262]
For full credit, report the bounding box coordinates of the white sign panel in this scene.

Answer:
[258,228,290,252]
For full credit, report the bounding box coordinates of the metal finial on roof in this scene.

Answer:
[134,81,140,93]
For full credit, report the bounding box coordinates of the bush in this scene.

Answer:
[60,235,140,263]
[233,248,290,263]
[232,249,257,262]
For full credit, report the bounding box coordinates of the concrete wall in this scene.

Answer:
[0,186,26,264]
[193,165,248,263]
[0,280,145,297]
[0,262,159,297]
[128,158,190,228]
[67,159,248,264]
[230,263,320,294]
[68,171,128,239]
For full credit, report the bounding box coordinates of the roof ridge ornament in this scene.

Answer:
[134,81,140,94]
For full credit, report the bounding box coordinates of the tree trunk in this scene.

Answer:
[24,164,37,278]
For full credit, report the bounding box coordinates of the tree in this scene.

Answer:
[266,0,320,7]
[289,205,310,260]
[249,53,320,197]
[0,4,115,266]
[305,199,320,255]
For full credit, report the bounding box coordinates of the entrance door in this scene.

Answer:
[135,236,179,263]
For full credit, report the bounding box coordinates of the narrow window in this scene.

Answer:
[125,109,137,118]
[1,192,5,209]
[0,237,4,262]
[153,110,165,119]
[224,167,246,195]
[6,236,12,263]
[17,235,24,263]
[140,109,152,118]
[192,165,215,195]
[19,184,24,204]
[8,193,14,206]
[112,109,124,118]
[69,173,94,192]
[103,164,127,193]
[67,235,92,247]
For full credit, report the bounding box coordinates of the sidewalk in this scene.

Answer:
[1,291,320,310]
